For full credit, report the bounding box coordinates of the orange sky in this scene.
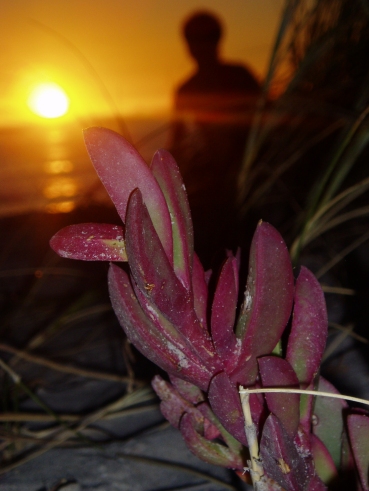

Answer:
[1,0,284,126]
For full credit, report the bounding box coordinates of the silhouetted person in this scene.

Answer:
[169,11,261,264]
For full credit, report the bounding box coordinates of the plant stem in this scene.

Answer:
[239,387,369,407]
[239,386,265,490]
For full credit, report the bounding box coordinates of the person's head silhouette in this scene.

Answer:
[183,12,223,67]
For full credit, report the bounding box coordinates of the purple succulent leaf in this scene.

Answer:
[203,418,222,441]
[108,264,181,374]
[180,412,244,470]
[286,266,328,387]
[230,221,294,386]
[50,223,127,261]
[125,188,187,313]
[258,356,300,438]
[168,375,205,405]
[108,263,211,390]
[312,377,347,470]
[208,371,248,446]
[196,401,243,454]
[133,287,214,390]
[125,189,220,374]
[150,149,194,290]
[152,377,221,440]
[269,426,327,491]
[151,375,204,429]
[310,433,338,485]
[191,253,209,329]
[211,256,239,367]
[347,414,369,491]
[83,127,173,263]
[260,414,310,491]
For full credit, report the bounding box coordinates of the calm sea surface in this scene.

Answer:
[0,117,170,217]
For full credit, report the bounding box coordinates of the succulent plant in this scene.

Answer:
[50,128,369,491]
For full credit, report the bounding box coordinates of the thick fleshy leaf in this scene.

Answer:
[196,401,243,454]
[258,356,300,438]
[151,149,194,290]
[211,256,239,366]
[208,371,247,446]
[151,375,203,429]
[260,414,309,491]
[125,188,187,314]
[169,375,204,405]
[286,267,327,386]
[83,127,173,262]
[152,376,220,440]
[180,412,244,470]
[108,263,211,389]
[312,377,347,469]
[191,253,209,329]
[347,413,369,491]
[231,222,294,386]
[310,433,337,485]
[50,223,127,261]
[132,283,213,387]
[125,189,219,373]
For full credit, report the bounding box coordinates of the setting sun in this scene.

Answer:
[27,83,69,119]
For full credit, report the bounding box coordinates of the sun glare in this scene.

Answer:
[28,83,69,118]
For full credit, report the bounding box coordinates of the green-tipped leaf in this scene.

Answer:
[211,256,239,366]
[286,266,327,386]
[310,433,338,485]
[312,377,347,469]
[151,149,194,290]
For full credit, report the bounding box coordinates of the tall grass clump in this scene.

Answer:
[238,0,369,258]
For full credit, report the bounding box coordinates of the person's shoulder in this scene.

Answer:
[176,73,200,95]
[224,63,258,80]
[222,63,261,92]
[174,74,202,111]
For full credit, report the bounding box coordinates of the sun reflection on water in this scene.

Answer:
[44,159,74,174]
[43,177,77,199]
[43,158,78,213]
[45,201,76,214]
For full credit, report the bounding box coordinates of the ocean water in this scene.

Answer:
[0,117,170,217]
